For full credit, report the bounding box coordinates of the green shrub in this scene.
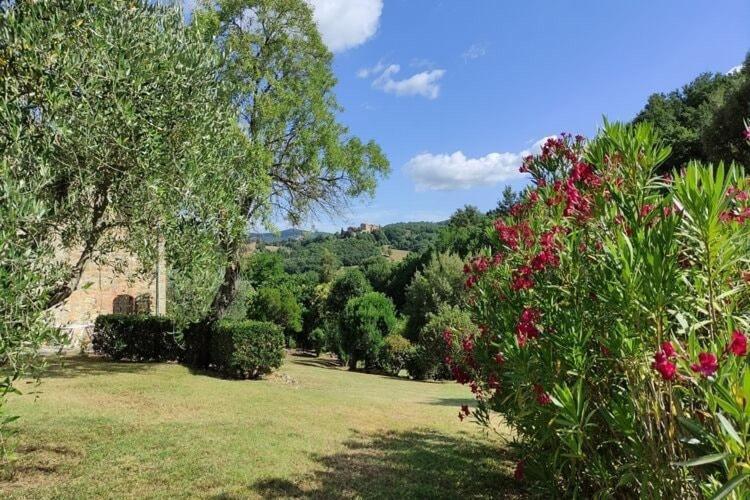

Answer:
[309,327,327,355]
[209,320,284,379]
[379,334,415,375]
[92,315,178,361]
[180,319,213,368]
[339,292,396,370]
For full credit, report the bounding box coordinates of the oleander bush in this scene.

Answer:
[412,305,478,380]
[92,315,179,361]
[453,122,750,497]
[209,320,285,379]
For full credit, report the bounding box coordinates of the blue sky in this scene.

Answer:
[190,0,749,232]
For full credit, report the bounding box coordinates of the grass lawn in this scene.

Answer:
[1,354,520,499]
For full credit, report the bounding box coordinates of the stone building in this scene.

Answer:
[50,242,167,349]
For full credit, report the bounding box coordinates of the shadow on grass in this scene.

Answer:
[35,356,154,379]
[427,397,477,407]
[250,428,523,499]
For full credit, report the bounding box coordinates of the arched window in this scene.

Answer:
[112,294,134,314]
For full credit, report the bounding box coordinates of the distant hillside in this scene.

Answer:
[381,221,445,252]
[248,228,330,244]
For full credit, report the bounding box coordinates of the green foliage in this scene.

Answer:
[241,252,287,288]
[248,286,303,338]
[210,320,285,379]
[380,222,443,252]
[361,256,394,294]
[194,0,388,318]
[404,252,465,340]
[702,54,750,168]
[435,206,491,257]
[340,292,396,369]
[326,268,373,314]
[634,69,745,172]
[379,334,415,376]
[92,315,179,362]
[282,233,382,275]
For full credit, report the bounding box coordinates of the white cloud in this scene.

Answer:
[357,60,387,79]
[179,0,381,53]
[727,63,744,75]
[371,64,446,99]
[462,42,488,61]
[405,138,552,191]
[307,0,383,53]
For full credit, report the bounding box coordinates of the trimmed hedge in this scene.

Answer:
[92,314,178,361]
[209,320,284,379]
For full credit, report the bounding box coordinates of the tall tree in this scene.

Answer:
[194,0,389,319]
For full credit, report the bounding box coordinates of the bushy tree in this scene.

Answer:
[248,286,303,339]
[339,292,396,369]
[361,256,393,294]
[1,0,241,461]
[403,252,465,340]
[326,268,372,314]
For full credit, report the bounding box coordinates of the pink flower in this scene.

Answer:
[743,128,750,141]
[660,341,676,358]
[652,351,677,381]
[727,330,747,356]
[691,352,718,377]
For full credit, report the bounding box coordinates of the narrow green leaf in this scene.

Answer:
[672,452,728,467]
[711,473,750,500]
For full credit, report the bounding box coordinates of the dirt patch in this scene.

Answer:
[0,442,83,492]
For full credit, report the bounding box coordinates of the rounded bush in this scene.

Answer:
[339,292,396,370]
[210,320,284,379]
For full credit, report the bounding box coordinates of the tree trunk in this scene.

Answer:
[207,255,241,322]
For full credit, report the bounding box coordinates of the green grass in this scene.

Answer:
[1,354,520,499]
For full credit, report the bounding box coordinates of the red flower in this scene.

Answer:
[514,460,525,482]
[691,352,718,377]
[727,330,747,356]
[442,329,453,345]
[494,353,505,365]
[461,337,474,353]
[652,350,677,381]
[640,204,654,217]
[660,341,676,358]
[511,266,534,291]
[533,384,551,405]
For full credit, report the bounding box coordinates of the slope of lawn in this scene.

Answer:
[1,354,520,499]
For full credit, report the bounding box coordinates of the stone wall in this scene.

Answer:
[51,245,167,329]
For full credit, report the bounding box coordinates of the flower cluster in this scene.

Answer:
[651,331,747,381]
[515,307,541,347]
